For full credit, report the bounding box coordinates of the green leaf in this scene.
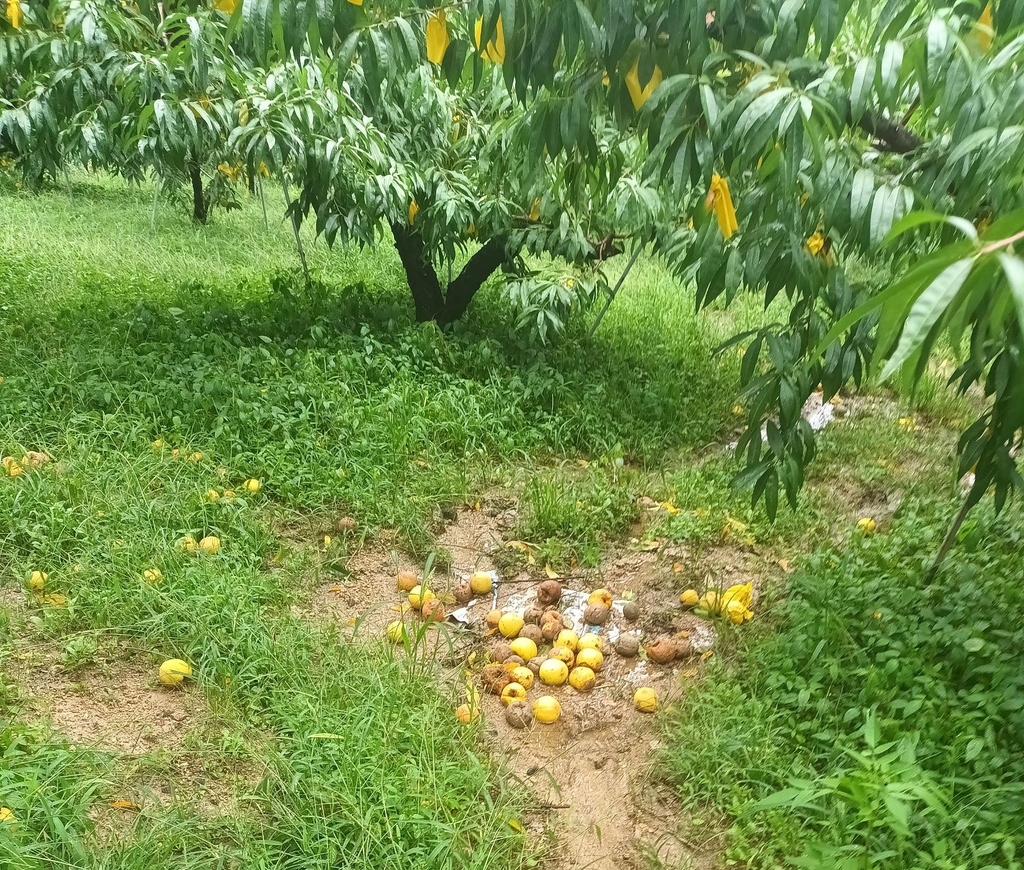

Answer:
[850,56,874,120]
[925,16,949,86]
[998,253,1024,332]
[814,0,844,60]
[735,88,791,141]
[700,83,719,133]
[880,257,975,380]
[878,40,904,100]
[882,210,977,246]
[850,167,873,222]
[965,737,985,761]
[243,0,273,63]
[499,0,516,53]
[870,0,909,44]
[869,186,907,248]
[575,0,601,51]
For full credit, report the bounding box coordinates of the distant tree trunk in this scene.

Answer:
[391,224,509,325]
[189,161,208,224]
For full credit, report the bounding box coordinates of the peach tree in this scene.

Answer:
[237,0,1024,538]
[2,0,1023,537]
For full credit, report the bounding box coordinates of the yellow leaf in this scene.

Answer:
[6,0,22,29]
[473,15,505,63]
[700,649,714,661]
[328,586,343,593]
[508,818,524,833]
[529,198,541,221]
[705,174,739,238]
[805,232,825,256]
[346,0,362,5]
[975,3,993,53]
[721,582,753,611]
[722,516,747,536]
[109,800,140,810]
[659,501,681,515]
[625,59,662,110]
[544,564,559,579]
[408,199,419,225]
[308,733,344,738]
[425,10,450,65]
[212,0,235,12]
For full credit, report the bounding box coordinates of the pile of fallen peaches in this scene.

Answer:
[469,579,687,727]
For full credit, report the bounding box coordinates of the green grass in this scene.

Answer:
[0,174,738,549]
[0,436,529,869]
[1,172,1020,870]
[0,172,737,869]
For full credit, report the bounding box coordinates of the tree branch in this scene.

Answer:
[391,225,509,325]
[436,237,508,326]
[857,110,923,154]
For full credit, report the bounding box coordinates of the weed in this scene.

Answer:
[515,462,639,567]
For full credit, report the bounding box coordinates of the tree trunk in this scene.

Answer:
[189,161,208,224]
[390,224,509,325]
[436,238,508,326]
[926,487,977,581]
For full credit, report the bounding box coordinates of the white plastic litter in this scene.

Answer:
[502,587,640,644]
[728,393,835,450]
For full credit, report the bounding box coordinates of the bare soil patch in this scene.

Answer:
[308,506,525,642]
[473,542,767,870]
[304,503,774,869]
[9,638,202,754]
